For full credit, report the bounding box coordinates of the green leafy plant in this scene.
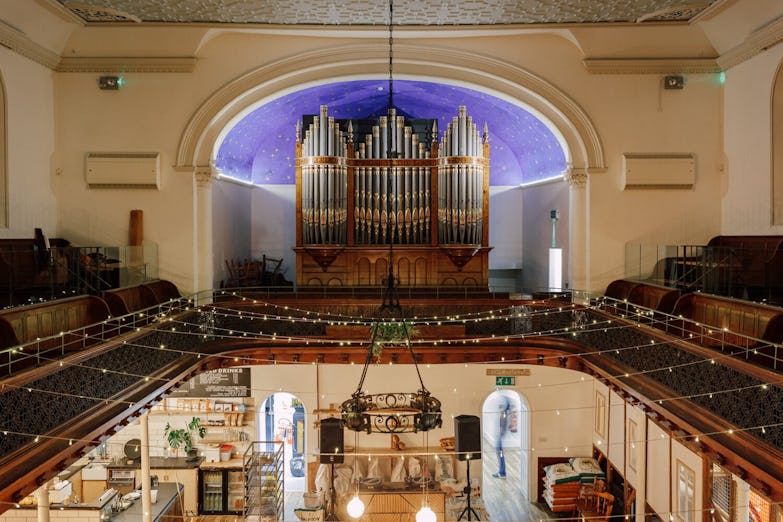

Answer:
[164,416,206,455]
[370,321,417,361]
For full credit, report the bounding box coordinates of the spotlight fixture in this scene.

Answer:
[99,76,123,90]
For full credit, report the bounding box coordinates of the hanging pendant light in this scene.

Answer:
[339,0,442,435]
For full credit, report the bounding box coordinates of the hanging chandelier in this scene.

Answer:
[340,0,442,435]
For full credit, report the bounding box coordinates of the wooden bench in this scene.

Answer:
[103,280,181,317]
[0,295,112,374]
[604,280,681,315]
[667,293,783,368]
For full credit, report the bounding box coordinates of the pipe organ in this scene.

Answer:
[295,105,491,287]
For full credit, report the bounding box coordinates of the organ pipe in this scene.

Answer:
[297,104,488,247]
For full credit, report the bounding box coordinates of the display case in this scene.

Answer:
[198,468,244,514]
[244,441,283,522]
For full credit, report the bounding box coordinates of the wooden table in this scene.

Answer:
[337,488,445,522]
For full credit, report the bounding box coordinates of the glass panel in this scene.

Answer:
[676,460,695,522]
[202,470,223,512]
[227,470,245,512]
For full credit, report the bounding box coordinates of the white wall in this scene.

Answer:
[0,47,58,237]
[251,185,296,282]
[521,180,569,291]
[213,178,252,287]
[647,420,671,518]
[722,46,783,233]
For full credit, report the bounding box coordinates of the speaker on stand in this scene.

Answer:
[454,415,481,521]
[319,418,344,521]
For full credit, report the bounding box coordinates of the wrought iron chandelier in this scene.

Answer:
[340,0,442,435]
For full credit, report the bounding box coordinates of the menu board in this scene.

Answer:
[170,368,251,397]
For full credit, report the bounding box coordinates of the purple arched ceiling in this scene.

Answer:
[215,80,566,186]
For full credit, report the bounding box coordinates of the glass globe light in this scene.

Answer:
[416,505,436,522]
[347,495,365,518]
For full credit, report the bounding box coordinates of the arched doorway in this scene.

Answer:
[257,392,307,492]
[482,389,530,517]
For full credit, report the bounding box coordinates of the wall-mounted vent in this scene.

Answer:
[86,152,160,189]
[622,153,695,189]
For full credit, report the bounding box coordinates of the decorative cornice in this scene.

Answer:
[583,57,721,74]
[57,56,197,73]
[0,20,61,70]
[717,15,783,70]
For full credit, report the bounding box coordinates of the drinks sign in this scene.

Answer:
[170,368,251,397]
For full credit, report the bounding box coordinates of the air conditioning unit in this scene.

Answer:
[622,153,695,189]
[86,152,160,189]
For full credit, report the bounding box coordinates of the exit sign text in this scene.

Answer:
[495,376,515,386]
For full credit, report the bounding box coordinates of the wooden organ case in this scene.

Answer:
[295,105,491,287]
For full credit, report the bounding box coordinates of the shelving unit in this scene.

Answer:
[244,441,284,522]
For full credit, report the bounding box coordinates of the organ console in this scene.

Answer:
[295,104,491,287]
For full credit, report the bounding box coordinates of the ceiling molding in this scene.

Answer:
[56,56,197,73]
[583,57,721,74]
[0,19,61,70]
[717,15,783,70]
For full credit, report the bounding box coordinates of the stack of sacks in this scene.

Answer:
[542,462,581,513]
[569,457,607,484]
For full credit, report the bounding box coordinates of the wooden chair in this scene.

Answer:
[576,490,614,522]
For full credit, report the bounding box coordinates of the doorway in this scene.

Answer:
[257,392,307,492]
[481,389,530,520]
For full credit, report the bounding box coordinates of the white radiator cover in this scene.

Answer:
[86,152,160,189]
[621,153,695,189]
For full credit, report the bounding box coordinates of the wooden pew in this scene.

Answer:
[103,280,181,317]
[667,293,783,368]
[603,280,680,315]
[0,295,112,374]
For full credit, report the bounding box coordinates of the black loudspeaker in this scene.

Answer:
[319,418,344,463]
[454,414,481,461]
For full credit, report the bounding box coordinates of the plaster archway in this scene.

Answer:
[176,43,605,175]
[177,43,605,292]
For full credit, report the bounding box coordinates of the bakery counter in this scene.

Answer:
[111,483,183,522]
[108,457,203,470]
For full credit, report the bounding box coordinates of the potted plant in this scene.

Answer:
[164,416,206,457]
[370,321,417,362]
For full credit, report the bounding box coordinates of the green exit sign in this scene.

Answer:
[495,376,515,386]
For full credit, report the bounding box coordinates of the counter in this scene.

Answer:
[198,458,243,470]
[108,457,203,470]
[111,483,183,522]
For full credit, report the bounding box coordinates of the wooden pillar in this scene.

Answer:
[129,210,143,246]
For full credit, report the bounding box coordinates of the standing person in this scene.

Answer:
[492,396,509,478]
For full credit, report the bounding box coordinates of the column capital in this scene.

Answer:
[564,169,588,187]
[194,165,217,186]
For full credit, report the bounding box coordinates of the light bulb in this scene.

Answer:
[416,505,437,522]
[347,495,365,518]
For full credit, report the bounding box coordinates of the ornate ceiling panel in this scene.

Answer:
[60,0,715,26]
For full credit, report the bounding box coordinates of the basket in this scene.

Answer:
[294,508,325,522]
[303,491,324,509]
